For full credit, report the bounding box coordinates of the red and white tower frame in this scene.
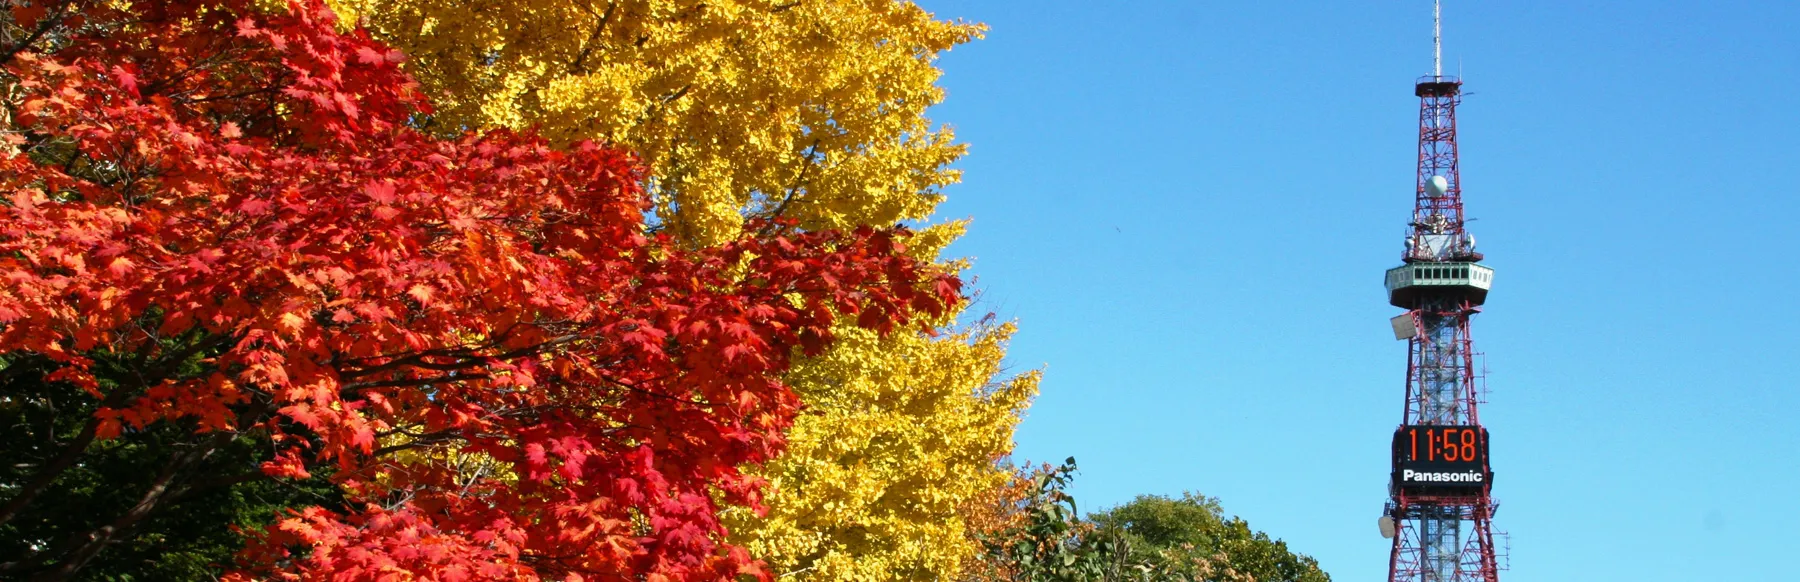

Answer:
[1379,3,1503,581]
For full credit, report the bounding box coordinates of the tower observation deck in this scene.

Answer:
[1378,4,1505,581]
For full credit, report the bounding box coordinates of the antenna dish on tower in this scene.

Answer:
[1426,175,1449,198]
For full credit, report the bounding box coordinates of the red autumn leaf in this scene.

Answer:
[406,284,433,305]
[12,5,48,28]
[110,65,139,97]
[364,180,397,204]
[355,46,386,65]
[105,256,135,278]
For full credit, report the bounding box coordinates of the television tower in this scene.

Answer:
[1377,2,1504,581]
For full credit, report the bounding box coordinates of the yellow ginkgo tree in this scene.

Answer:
[733,321,1038,580]
[329,0,1038,579]
[332,0,976,246]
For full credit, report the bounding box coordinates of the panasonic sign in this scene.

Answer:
[1401,469,1485,484]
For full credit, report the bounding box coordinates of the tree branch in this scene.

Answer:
[758,139,823,236]
[566,2,617,75]
[0,2,72,68]
[0,389,129,528]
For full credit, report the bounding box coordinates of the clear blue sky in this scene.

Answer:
[913,1,1799,580]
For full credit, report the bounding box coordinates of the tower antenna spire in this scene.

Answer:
[1434,0,1443,77]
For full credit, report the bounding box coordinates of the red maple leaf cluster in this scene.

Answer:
[0,1,960,579]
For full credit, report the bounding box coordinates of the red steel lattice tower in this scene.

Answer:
[1379,2,1503,581]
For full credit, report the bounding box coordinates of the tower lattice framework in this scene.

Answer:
[1380,73,1504,582]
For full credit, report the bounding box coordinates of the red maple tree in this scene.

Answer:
[0,1,959,579]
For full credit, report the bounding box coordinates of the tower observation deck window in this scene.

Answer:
[1384,262,1493,308]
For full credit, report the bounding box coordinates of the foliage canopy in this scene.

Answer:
[0,1,955,578]
[332,2,1034,579]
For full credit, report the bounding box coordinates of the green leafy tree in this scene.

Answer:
[0,353,346,580]
[964,464,1330,582]
[969,458,1111,582]
[1087,494,1331,582]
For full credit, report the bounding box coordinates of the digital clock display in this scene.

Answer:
[1391,425,1490,490]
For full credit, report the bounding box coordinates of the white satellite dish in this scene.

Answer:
[1378,516,1397,539]
[1425,175,1449,198]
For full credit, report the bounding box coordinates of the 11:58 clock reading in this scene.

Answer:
[1406,426,1480,462]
